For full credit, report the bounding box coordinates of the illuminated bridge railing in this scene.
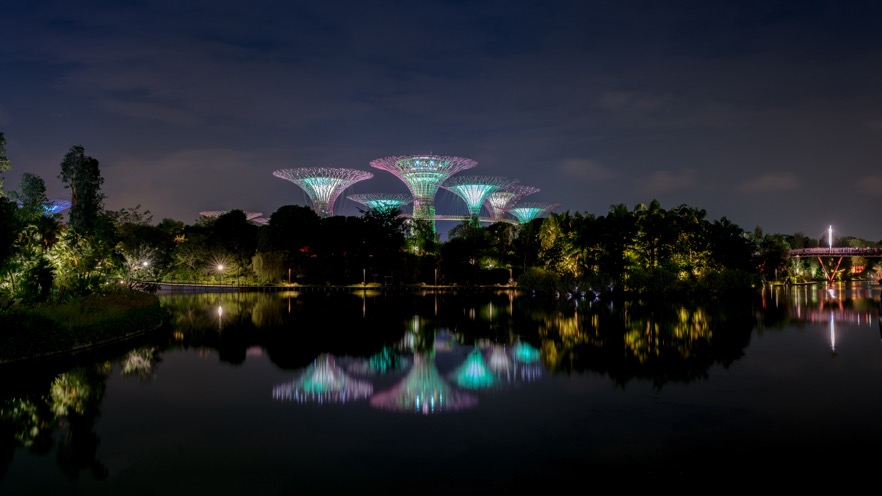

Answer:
[790,247,882,257]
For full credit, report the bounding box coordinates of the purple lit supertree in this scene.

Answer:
[484,184,540,221]
[347,193,413,212]
[273,168,374,218]
[440,176,518,217]
[369,155,477,231]
[508,202,560,224]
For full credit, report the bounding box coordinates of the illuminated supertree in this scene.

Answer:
[272,354,374,404]
[347,193,413,212]
[369,154,477,231]
[273,167,374,218]
[440,175,518,218]
[484,184,540,221]
[508,202,559,224]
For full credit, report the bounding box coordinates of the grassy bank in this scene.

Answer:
[0,290,165,365]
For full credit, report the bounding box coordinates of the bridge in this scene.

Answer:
[789,248,882,257]
[789,247,882,284]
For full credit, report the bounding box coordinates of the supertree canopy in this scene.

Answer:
[369,155,477,230]
[440,175,518,217]
[508,202,560,224]
[484,184,540,221]
[347,193,413,212]
[273,167,374,218]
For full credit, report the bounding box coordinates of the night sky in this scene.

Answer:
[1,0,880,241]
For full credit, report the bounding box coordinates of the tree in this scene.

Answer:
[58,145,105,234]
[208,210,258,281]
[539,211,587,284]
[360,206,407,280]
[598,203,637,292]
[405,217,438,256]
[0,197,18,275]
[257,204,321,283]
[0,132,10,196]
[9,172,50,223]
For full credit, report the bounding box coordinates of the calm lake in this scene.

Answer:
[1,282,881,493]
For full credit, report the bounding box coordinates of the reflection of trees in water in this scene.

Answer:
[159,290,764,393]
[120,346,161,380]
[524,296,757,390]
[0,365,110,481]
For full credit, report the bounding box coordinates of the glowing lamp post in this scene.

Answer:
[217,264,225,285]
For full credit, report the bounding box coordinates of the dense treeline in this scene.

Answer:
[1,134,880,309]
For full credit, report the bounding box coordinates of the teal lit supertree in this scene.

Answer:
[273,167,373,218]
[369,155,477,232]
[484,184,540,221]
[440,175,517,218]
[347,193,413,213]
[508,202,560,224]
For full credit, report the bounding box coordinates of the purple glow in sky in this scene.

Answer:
[0,1,880,241]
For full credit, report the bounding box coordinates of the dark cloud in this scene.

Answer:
[1,0,880,240]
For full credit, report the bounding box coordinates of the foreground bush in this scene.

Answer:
[0,289,164,364]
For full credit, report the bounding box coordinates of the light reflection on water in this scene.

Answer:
[1,282,880,492]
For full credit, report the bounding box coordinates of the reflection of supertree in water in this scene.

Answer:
[440,176,518,217]
[273,354,373,404]
[347,346,411,376]
[513,341,541,363]
[508,202,560,224]
[273,167,373,218]
[370,154,477,232]
[484,185,540,221]
[450,348,495,389]
[484,342,543,384]
[347,193,413,213]
[370,353,478,414]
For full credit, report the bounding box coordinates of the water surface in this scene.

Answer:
[1,283,880,493]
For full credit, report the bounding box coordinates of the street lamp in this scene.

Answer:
[217,264,225,285]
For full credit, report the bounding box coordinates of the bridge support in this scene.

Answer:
[817,256,843,285]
